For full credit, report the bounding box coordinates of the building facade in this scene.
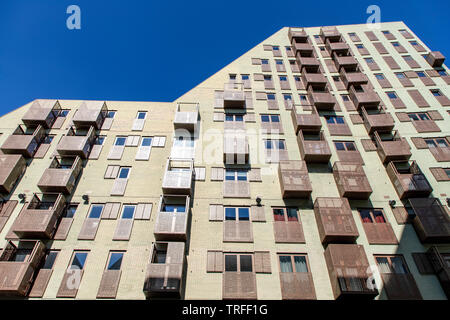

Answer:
[0,21,449,300]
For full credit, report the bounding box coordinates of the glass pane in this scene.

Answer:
[225,255,237,272]
[391,257,408,274]
[287,208,298,221]
[345,142,356,151]
[89,205,104,218]
[225,115,234,122]
[271,115,280,122]
[42,251,58,269]
[376,257,391,273]
[336,117,345,124]
[118,167,130,179]
[335,142,345,151]
[265,140,272,150]
[237,171,247,181]
[238,208,250,221]
[115,137,126,146]
[408,114,419,121]
[373,210,386,223]
[279,256,293,273]
[240,255,252,272]
[121,205,135,219]
[326,116,335,124]
[425,140,437,148]
[71,252,88,270]
[273,209,285,221]
[141,137,152,146]
[225,207,236,220]
[359,209,373,223]
[65,205,78,218]
[225,170,235,181]
[261,115,270,122]
[437,139,448,148]
[294,256,308,273]
[278,140,285,149]
[108,252,124,270]
[137,112,146,119]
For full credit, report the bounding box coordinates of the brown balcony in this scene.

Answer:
[374,131,411,164]
[154,195,189,241]
[314,197,359,244]
[223,132,249,164]
[0,240,45,296]
[72,101,107,129]
[288,27,308,42]
[56,126,95,159]
[291,40,313,55]
[296,53,320,69]
[324,244,378,299]
[0,154,26,194]
[340,69,368,89]
[427,247,450,299]
[37,156,83,194]
[301,69,327,88]
[278,160,312,198]
[325,38,349,54]
[361,107,394,134]
[143,241,185,298]
[291,105,322,134]
[297,131,332,163]
[386,161,433,199]
[12,193,66,239]
[223,83,245,109]
[349,85,381,110]
[409,198,450,243]
[162,159,194,195]
[333,162,373,199]
[307,86,336,110]
[333,52,358,70]
[425,51,445,67]
[0,125,45,158]
[173,102,199,132]
[320,26,341,42]
[21,100,61,129]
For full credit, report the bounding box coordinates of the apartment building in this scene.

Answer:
[0,21,449,300]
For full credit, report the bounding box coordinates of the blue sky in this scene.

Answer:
[0,0,448,116]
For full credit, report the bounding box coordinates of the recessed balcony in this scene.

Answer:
[0,154,26,194]
[154,195,190,241]
[223,83,245,109]
[325,38,349,54]
[332,162,373,199]
[173,102,199,132]
[373,131,411,164]
[291,105,322,134]
[320,26,341,42]
[425,51,445,67]
[0,240,46,296]
[427,247,450,299]
[37,156,83,194]
[278,160,312,198]
[0,125,45,158]
[386,161,432,199]
[297,131,332,163]
[360,107,395,134]
[12,193,66,239]
[161,158,194,195]
[288,27,308,42]
[143,242,185,298]
[340,69,368,89]
[333,52,358,70]
[296,53,320,69]
[56,126,95,159]
[301,69,327,88]
[409,198,450,243]
[349,85,381,110]
[71,101,108,129]
[21,100,61,129]
[307,86,336,110]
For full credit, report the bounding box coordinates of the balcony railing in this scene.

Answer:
[320,26,341,42]
[56,126,96,159]
[301,69,327,88]
[154,195,190,241]
[288,27,308,42]
[425,51,445,67]
[162,159,194,195]
[307,86,336,110]
[349,85,381,110]
[21,99,61,129]
[12,193,66,239]
[0,125,45,158]
[0,154,26,194]
[71,101,108,129]
[340,69,368,89]
[361,107,394,134]
[278,160,312,198]
[0,240,46,296]
[332,52,358,70]
[332,162,373,199]
[37,156,83,194]
[386,161,432,199]
[409,198,450,243]
[374,131,411,164]
[173,102,199,132]
[297,131,332,163]
[325,38,349,54]
[427,247,450,298]
[296,54,320,69]
[291,105,322,134]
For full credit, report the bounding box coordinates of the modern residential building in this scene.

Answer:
[0,21,449,300]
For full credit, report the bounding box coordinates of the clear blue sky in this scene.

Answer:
[0,0,448,116]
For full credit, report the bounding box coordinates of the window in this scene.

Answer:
[261,59,269,65]
[94,135,105,145]
[114,136,126,146]
[272,46,279,51]
[267,93,276,100]
[416,71,426,77]
[121,205,136,219]
[273,207,298,222]
[356,44,364,49]
[64,204,78,218]
[375,255,409,274]
[42,250,59,269]
[141,137,153,146]
[341,94,350,101]
[276,60,283,65]
[359,208,386,223]
[386,91,398,99]
[152,243,168,264]
[332,76,340,82]
[375,73,385,80]
[70,251,88,270]
[241,74,249,80]
[279,254,309,273]
[118,167,130,179]
[408,112,430,121]
[382,30,391,35]
[107,252,124,270]
[446,169,450,179]
[325,115,345,124]
[410,41,418,46]
[264,139,285,150]
[225,169,247,181]
[395,72,406,79]
[225,114,243,122]
[136,111,147,120]
[364,57,374,63]
[225,207,250,221]
[319,46,325,51]
[279,76,287,81]
[438,70,447,76]
[283,94,292,101]
[431,89,442,96]
[294,76,301,81]
[43,135,54,144]
[59,110,70,117]
[107,111,116,118]
[88,204,104,219]
[174,136,194,148]
[261,114,280,123]
[225,254,253,272]
[285,46,292,53]
[334,141,356,151]
[229,74,236,80]
[403,55,413,61]
[425,138,448,148]
[162,202,186,213]
[392,42,400,47]
[299,94,307,101]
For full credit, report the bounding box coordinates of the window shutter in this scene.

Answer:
[249,168,262,182]
[391,206,410,225]
[361,139,377,151]
[428,110,443,121]
[395,112,411,122]
[350,114,364,124]
[410,137,428,149]
[213,112,224,122]
[254,251,271,273]
[102,203,121,219]
[104,165,120,179]
[113,219,134,240]
[152,136,166,147]
[111,177,129,196]
[251,58,261,65]
[412,253,435,274]
[0,201,18,232]
[135,144,152,160]
[251,205,266,222]
[245,91,253,109]
[194,167,206,181]
[54,217,74,240]
[244,113,256,122]
[214,91,224,109]
[207,250,223,273]
[383,56,400,69]
[97,270,121,299]
[126,136,140,146]
[107,144,125,160]
[78,218,101,240]
[89,144,103,160]
[101,118,113,130]
[408,90,429,108]
[132,118,145,131]
[135,203,152,220]
[211,167,224,181]
[209,204,224,221]
[253,74,264,81]
[429,167,450,181]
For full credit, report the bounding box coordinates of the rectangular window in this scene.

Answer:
[136,111,147,120]
[225,169,247,181]
[42,250,59,269]
[395,72,406,79]
[375,73,385,80]
[70,251,89,270]
[106,251,124,270]
[386,91,398,99]
[359,208,386,223]
[334,141,356,151]
[273,207,298,222]
[121,205,136,219]
[375,255,409,274]
[279,254,309,273]
[225,114,244,122]
[408,112,430,121]
[261,59,269,65]
[260,114,280,123]
[114,136,126,146]
[325,115,345,124]
[264,139,285,150]
[225,207,250,221]
[431,89,442,97]
[107,111,116,118]
[225,254,253,272]
[88,204,104,219]
[118,167,130,179]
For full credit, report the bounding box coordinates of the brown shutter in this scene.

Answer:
[209,204,224,221]
[395,112,411,122]
[412,253,435,274]
[244,91,253,109]
[113,219,134,240]
[97,270,122,298]
[57,269,84,298]
[429,167,450,181]
[383,56,400,69]
[373,42,388,54]
[211,167,224,181]
[251,58,261,65]
[254,251,271,273]
[255,92,267,100]
[0,200,18,232]
[107,145,125,160]
[361,139,377,151]
[78,218,101,240]
[207,250,223,273]
[52,117,66,129]
[428,110,443,121]
[223,220,253,242]
[410,137,428,149]
[253,74,264,81]
[102,203,121,219]
[29,269,53,298]
[350,114,364,124]
[244,113,256,122]
[392,206,411,225]
[34,143,51,158]
[251,205,266,222]
[365,31,378,41]
[89,144,103,160]
[408,90,429,108]
[135,203,152,220]
[54,217,74,240]
[213,112,224,122]
[111,178,128,196]
[248,168,262,182]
